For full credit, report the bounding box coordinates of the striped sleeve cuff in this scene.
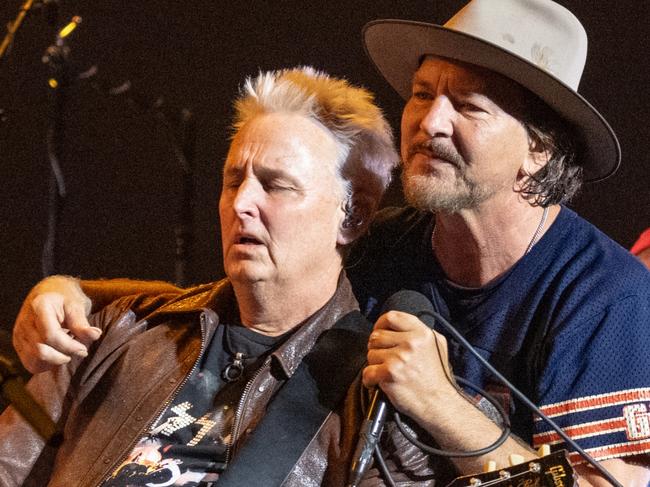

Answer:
[533,388,650,464]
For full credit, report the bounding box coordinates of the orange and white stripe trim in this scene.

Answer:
[534,417,628,446]
[535,388,650,419]
[566,438,650,464]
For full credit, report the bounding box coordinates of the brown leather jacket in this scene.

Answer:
[0,276,439,486]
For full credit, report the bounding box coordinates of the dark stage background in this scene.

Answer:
[0,1,648,360]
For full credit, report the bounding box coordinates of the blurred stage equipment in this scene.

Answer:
[78,66,197,286]
[3,2,197,285]
[0,355,62,446]
[41,15,81,277]
[0,0,59,59]
[15,6,197,284]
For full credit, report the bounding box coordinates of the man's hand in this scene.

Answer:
[362,311,650,485]
[363,309,539,474]
[362,309,456,419]
[12,276,102,374]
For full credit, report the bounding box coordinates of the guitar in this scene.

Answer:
[445,450,575,487]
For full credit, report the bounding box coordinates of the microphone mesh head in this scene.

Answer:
[380,290,435,326]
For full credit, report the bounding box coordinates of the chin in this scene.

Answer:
[225,263,267,284]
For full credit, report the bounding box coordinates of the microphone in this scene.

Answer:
[0,355,63,447]
[347,290,435,487]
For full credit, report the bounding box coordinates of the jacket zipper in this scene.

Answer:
[224,355,271,466]
[95,313,209,486]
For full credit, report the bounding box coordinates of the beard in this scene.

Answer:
[402,140,494,213]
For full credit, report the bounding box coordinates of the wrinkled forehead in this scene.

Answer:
[224,112,342,181]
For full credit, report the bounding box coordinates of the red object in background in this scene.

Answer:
[630,228,650,255]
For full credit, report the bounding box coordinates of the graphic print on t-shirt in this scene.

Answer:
[102,322,285,486]
[103,384,230,486]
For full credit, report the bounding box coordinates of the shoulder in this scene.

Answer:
[367,206,433,246]
[348,206,434,271]
[529,208,650,339]
[347,207,435,316]
[93,279,233,328]
[533,207,649,304]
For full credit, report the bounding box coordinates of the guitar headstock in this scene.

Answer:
[445,450,576,487]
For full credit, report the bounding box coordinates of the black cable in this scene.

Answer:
[367,336,510,485]
[372,379,509,486]
[373,445,397,487]
[425,308,623,487]
[392,376,511,457]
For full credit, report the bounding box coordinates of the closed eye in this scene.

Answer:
[458,102,485,113]
[412,90,434,101]
[265,183,298,192]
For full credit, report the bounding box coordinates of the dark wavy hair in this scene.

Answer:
[518,98,583,207]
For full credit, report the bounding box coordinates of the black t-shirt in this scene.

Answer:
[101,322,289,487]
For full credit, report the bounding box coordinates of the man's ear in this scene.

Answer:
[517,140,550,188]
[337,193,377,246]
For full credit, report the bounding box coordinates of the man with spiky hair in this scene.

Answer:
[0,68,437,486]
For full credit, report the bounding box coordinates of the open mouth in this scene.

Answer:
[236,236,262,245]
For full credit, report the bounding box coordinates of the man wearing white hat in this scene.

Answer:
[355,0,650,485]
[10,0,650,485]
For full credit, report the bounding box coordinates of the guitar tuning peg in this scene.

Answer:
[508,453,524,466]
[483,460,497,472]
[537,444,551,457]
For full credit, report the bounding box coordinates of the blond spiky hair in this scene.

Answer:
[232,67,398,202]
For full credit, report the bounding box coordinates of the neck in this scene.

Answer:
[231,268,342,336]
[432,199,560,287]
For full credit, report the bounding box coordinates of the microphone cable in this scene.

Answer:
[403,306,622,487]
[367,290,622,487]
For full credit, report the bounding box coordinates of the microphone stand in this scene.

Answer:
[40,16,81,277]
[0,0,37,59]
[78,68,197,287]
[0,0,59,60]
[174,108,196,288]
[145,96,195,287]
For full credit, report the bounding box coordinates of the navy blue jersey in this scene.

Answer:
[347,205,650,463]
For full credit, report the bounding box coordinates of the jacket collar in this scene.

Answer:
[269,272,359,378]
[143,272,360,379]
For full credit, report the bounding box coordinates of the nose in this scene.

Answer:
[419,95,454,138]
[230,178,260,219]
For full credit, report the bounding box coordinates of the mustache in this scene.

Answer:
[406,139,465,168]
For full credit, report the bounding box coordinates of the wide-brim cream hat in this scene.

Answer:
[363,0,620,182]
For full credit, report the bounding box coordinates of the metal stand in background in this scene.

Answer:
[40,16,81,277]
[3,2,196,285]
[175,108,196,288]
[0,0,38,59]
[0,0,59,60]
[78,67,197,287]
[1,1,59,143]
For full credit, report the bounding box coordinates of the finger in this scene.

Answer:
[374,310,429,333]
[30,297,89,357]
[30,293,66,338]
[14,333,72,374]
[16,316,85,359]
[366,349,411,380]
[367,347,392,366]
[62,301,101,345]
[369,326,437,355]
[34,342,73,368]
[367,329,411,350]
[362,364,391,388]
